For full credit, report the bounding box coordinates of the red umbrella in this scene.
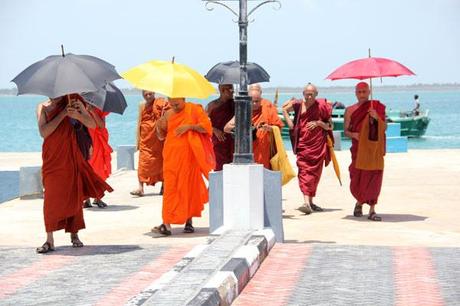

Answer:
[326,57,415,80]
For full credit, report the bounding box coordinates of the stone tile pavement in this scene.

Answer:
[234,244,460,306]
[0,244,193,306]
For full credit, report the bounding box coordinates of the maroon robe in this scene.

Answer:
[208,99,234,171]
[348,100,386,205]
[42,102,113,233]
[295,99,332,197]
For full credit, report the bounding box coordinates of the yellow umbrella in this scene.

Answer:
[122,59,216,99]
[327,135,342,186]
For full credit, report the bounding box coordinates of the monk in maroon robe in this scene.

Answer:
[36,95,113,253]
[282,84,333,214]
[206,84,235,171]
[344,82,386,221]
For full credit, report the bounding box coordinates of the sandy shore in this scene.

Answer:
[0,148,459,248]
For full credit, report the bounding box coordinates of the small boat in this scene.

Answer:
[279,108,430,139]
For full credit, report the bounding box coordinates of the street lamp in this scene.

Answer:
[203,0,281,164]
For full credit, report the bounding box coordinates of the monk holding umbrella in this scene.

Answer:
[12,47,118,252]
[122,59,215,236]
[327,51,415,221]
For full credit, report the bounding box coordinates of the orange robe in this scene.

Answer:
[162,103,215,224]
[42,103,113,233]
[136,98,169,185]
[252,99,284,169]
[88,108,112,181]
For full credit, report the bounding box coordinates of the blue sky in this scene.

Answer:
[1,0,459,89]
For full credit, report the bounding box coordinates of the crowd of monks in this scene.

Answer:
[35,81,386,253]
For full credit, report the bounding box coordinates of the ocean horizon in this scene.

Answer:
[1,89,459,152]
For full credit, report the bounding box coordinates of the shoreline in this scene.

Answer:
[1,84,460,96]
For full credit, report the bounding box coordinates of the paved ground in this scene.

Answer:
[234,244,460,306]
[1,149,459,305]
[0,244,194,305]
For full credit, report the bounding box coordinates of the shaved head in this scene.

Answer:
[303,83,318,94]
[355,82,370,103]
[302,83,318,102]
[249,83,262,94]
[355,82,369,90]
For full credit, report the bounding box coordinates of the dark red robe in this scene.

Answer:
[348,100,386,205]
[88,108,112,181]
[295,99,332,197]
[208,99,234,171]
[42,103,113,233]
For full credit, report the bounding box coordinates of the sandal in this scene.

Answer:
[93,199,108,208]
[310,203,324,212]
[297,204,312,215]
[151,224,171,236]
[130,189,144,197]
[36,242,55,254]
[70,235,84,248]
[83,199,92,208]
[353,203,363,217]
[368,212,382,221]
[183,222,195,233]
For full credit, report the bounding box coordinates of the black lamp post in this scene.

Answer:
[203,0,281,164]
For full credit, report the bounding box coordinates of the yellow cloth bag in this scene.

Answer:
[356,116,385,170]
[270,126,296,185]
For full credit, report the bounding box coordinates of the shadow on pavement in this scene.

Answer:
[85,204,139,212]
[144,227,210,239]
[282,214,299,219]
[343,214,428,222]
[284,239,337,244]
[130,192,161,198]
[320,208,343,212]
[48,244,144,256]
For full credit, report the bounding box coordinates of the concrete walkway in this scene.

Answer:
[0,149,459,305]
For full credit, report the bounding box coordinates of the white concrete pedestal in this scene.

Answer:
[223,163,264,230]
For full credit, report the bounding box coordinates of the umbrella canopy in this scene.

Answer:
[326,57,415,80]
[81,82,127,115]
[122,60,215,99]
[205,60,270,85]
[12,53,121,98]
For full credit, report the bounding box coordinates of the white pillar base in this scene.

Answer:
[222,163,264,230]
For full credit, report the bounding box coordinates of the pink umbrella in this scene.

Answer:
[326,57,415,80]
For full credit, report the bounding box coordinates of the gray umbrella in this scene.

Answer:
[81,82,127,115]
[205,60,270,85]
[11,51,121,98]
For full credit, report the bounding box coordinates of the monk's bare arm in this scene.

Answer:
[281,99,295,129]
[316,119,333,131]
[344,107,359,140]
[67,100,96,129]
[223,117,235,134]
[37,103,67,139]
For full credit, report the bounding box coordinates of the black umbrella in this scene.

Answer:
[81,82,127,115]
[205,60,270,85]
[11,47,121,98]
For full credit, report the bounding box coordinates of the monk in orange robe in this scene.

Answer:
[282,84,333,214]
[84,106,113,208]
[130,90,169,196]
[153,98,215,236]
[344,82,386,221]
[206,84,235,171]
[224,84,283,169]
[36,95,113,253]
